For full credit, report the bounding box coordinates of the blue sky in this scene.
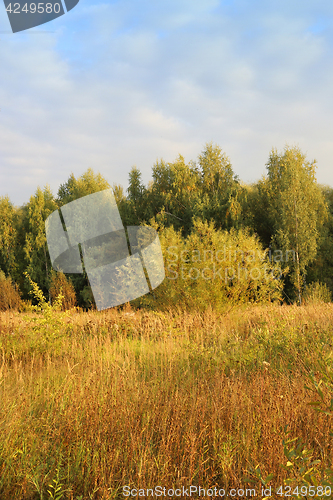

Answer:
[1,0,333,207]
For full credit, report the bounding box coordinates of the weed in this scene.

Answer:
[0,303,333,498]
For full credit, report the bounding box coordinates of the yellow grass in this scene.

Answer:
[0,303,333,499]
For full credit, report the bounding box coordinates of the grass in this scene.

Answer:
[0,302,333,499]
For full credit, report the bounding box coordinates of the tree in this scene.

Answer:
[112,183,130,225]
[49,270,77,310]
[149,159,176,220]
[126,166,150,224]
[0,270,22,311]
[21,186,58,302]
[265,146,328,305]
[306,185,333,295]
[147,155,202,235]
[56,168,110,207]
[241,180,274,247]
[196,142,242,230]
[156,155,201,235]
[198,142,236,194]
[0,196,19,279]
[127,166,146,203]
[138,218,283,311]
[55,169,112,309]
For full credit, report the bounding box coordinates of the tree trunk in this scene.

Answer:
[294,197,302,306]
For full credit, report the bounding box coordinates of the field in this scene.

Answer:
[1,302,333,499]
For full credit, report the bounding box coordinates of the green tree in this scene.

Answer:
[196,142,242,230]
[21,186,58,302]
[198,142,236,194]
[149,158,176,221]
[127,166,146,203]
[306,185,333,294]
[49,270,77,310]
[56,168,110,207]
[147,155,202,235]
[241,179,274,247]
[265,146,328,305]
[112,183,130,225]
[135,218,283,311]
[126,166,150,224]
[0,270,22,311]
[139,145,243,236]
[167,155,202,234]
[56,169,112,309]
[0,196,19,279]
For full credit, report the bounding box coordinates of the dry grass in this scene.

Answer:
[0,303,333,499]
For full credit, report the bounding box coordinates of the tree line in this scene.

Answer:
[0,142,332,310]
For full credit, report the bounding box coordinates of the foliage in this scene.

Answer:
[0,196,19,279]
[307,185,333,294]
[198,141,237,194]
[22,272,76,351]
[79,284,96,310]
[279,426,332,493]
[134,218,284,311]
[49,270,77,311]
[24,271,63,313]
[242,179,273,247]
[1,304,333,498]
[265,146,329,305]
[56,168,111,310]
[126,166,148,224]
[147,155,202,235]
[196,142,243,230]
[128,144,242,236]
[0,270,22,311]
[20,186,58,301]
[56,167,110,207]
[1,144,333,309]
[303,281,332,304]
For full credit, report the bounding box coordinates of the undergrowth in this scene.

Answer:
[0,284,332,499]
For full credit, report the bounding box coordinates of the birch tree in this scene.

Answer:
[0,196,19,279]
[197,142,242,230]
[56,168,110,207]
[265,146,328,304]
[22,186,58,301]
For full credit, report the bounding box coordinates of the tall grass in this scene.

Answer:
[0,270,22,312]
[0,301,333,499]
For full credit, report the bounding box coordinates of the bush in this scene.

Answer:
[303,281,332,304]
[49,270,77,311]
[79,285,96,311]
[19,299,33,312]
[0,270,22,311]
[133,218,284,311]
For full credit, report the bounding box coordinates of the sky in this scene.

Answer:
[1,0,333,207]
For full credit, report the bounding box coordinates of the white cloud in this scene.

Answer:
[1,0,333,206]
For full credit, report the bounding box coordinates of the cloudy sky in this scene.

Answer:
[1,0,333,207]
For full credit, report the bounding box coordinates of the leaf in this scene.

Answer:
[263,473,274,484]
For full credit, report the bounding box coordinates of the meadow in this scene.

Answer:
[0,299,333,500]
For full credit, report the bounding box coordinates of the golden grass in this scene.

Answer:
[0,303,333,499]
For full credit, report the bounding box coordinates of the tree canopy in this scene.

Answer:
[1,145,332,310]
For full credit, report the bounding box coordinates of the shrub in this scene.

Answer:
[49,270,77,311]
[0,269,22,311]
[134,218,284,311]
[79,285,96,311]
[303,281,332,304]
